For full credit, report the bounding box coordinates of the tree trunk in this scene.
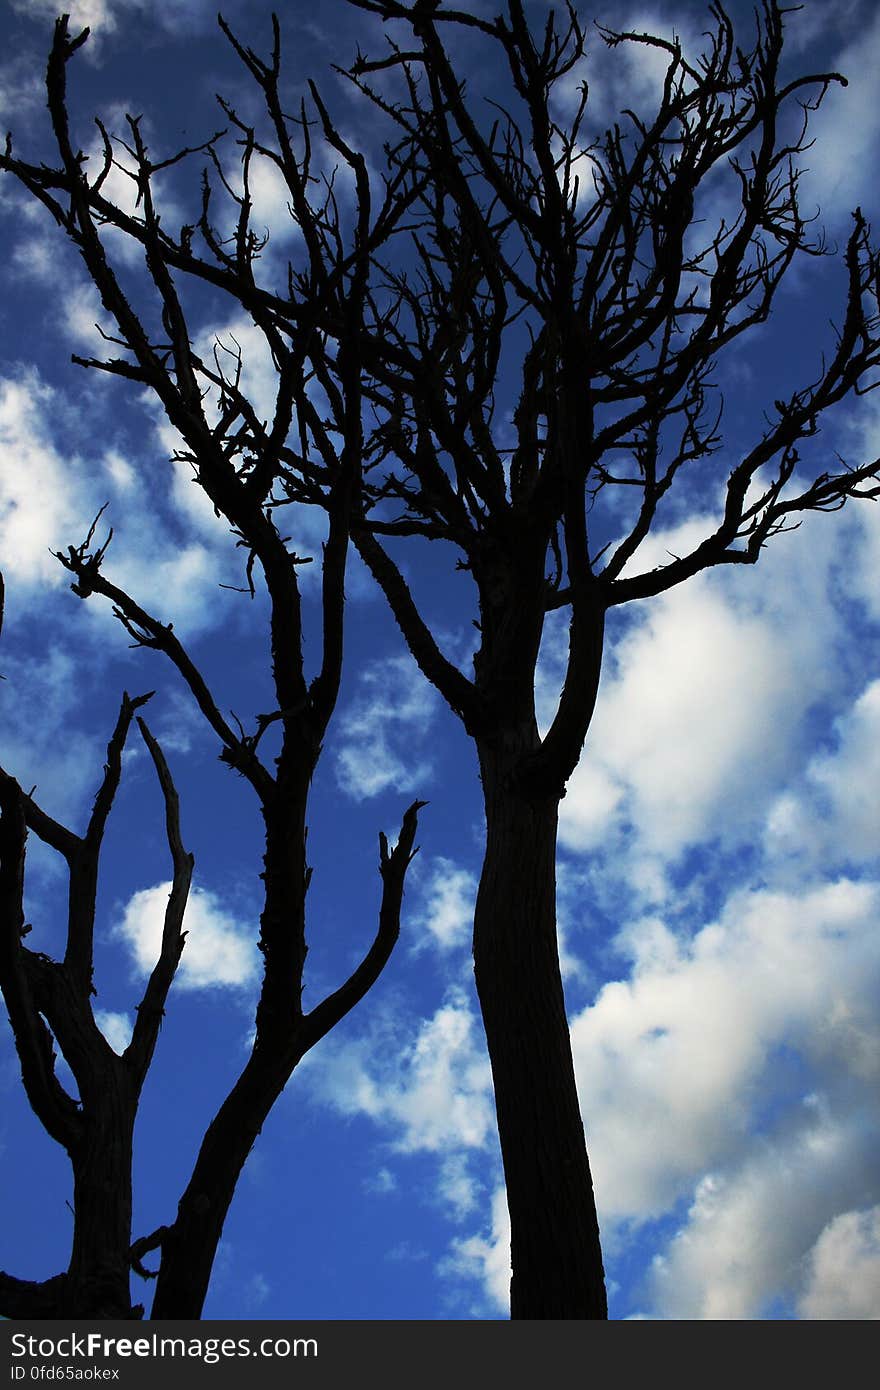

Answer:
[149,1043,299,1319]
[66,1078,138,1318]
[151,788,310,1318]
[473,740,606,1319]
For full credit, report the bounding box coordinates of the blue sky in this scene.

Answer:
[0,0,879,1321]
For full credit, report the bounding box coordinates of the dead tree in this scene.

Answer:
[319,0,878,1317]
[0,16,423,1319]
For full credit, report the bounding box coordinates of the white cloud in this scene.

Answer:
[306,988,493,1155]
[572,6,707,131]
[442,1187,510,1316]
[335,654,439,800]
[0,646,102,831]
[0,373,96,590]
[10,0,213,43]
[602,11,680,105]
[61,279,124,354]
[0,58,43,127]
[102,449,137,494]
[766,679,880,873]
[570,878,879,1227]
[410,857,476,953]
[114,882,259,991]
[94,1008,133,1054]
[780,0,862,54]
[798,1206,880,1320]
[245,156,303,251]
[555,504,860,871]
[578,0,880,240]
[191,317,283,433]
[0,366,239,642]
[309,485,879,1319]
[11,0,133,31]
[436,1153,482,1221]
[560,573,805,858]
[799,5,880,224]
[304,983,500,1301]
[9,228,63,284]
[645,1105,877,1319]
[107,531,227,640]
[839,400,880,625]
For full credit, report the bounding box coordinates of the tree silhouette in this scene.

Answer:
[2,0,879,1320]
[0,15,423,1319]
[329,0,880,1317]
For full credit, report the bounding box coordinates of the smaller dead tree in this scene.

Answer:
[0,16,422,1320]
[0,692,191,1319]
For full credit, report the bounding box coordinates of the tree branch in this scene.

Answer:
[0,775,82,1153]
[125,721,194,1087]
[301,798,425,1049]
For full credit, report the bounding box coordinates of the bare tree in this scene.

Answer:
[2,0,879,1322]
[0,15,423,1319]
[322,0,879,1317]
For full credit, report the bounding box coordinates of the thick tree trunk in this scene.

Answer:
[66,1080,138,1318]
[474,741,606,1319]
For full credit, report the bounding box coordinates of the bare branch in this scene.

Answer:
[0,775,82,1152]
[301,799,426,1048]
[53,528,275,800]
[124,721,194,1086]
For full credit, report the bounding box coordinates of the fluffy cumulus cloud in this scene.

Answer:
[566,576,795,855]
[0,366,239,641]
[307,989,494,1156]
[435,1153,483,1222]
[334,654,439,801]
[303,984,504,1301]
[552,506,857,875]
[559,4,713,133]
[428,868,879,1318]
[0,373,96,590]
[11,0,137,31]
[766,679,880,873]
[798,1206,880,1320]
[409,857,477,954]
[114,882,259,991]
[576,0,878,230]
[644,1111,879,1320]
[571,879,880,1227]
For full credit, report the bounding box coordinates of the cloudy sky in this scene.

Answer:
[0,0,878,1321]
